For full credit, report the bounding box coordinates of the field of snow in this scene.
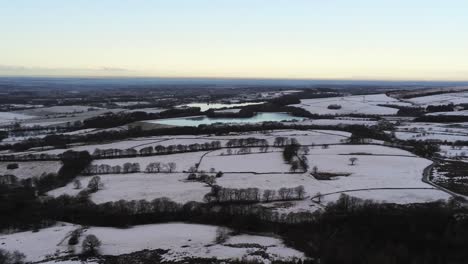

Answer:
[292,94,411,115]
[394,131,468,142]
[48,173,209,204]
[394,122,468,142]
[407,92,468,106]
[213,144,450,206]
[0,161,62,179]
[199,150,289,173]
[438,145,468,158]
[0,223,79,262]
[0,223,304,263]
[0,112,36,125]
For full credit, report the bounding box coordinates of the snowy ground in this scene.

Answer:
[292,94,410,115]
[213,145,450,210]
[438,145,468,158]
[0,161,62,179]
[0,112,36,126]
[0,223,305,263]
[407,92,468,106]
[44,144,451,209]
[394,122,468,142]
[199,149,289,173]
[47,173,209,204]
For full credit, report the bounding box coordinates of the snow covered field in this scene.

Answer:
[45,144,450,209]
[407,92,468,106]
[0,112,36,125]
[213,145,450,208]
[48,173,209,204]
[394,122,468,142]
[199,150,289,173]
[292,94,410,115]
[0,223,304,263]
[0,161,62,179]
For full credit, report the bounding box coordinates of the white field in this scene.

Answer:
[199,149,289,173]
[44,144,451,207]
[0,112,36,125]
[0,161,62,179]
[0,223,304,263]
[292,94,410,115]
[48,173,209,204]
[407,92,468,106]
[438,145,468,158]
[394,131,468,142]
[214,145,450,207]
[394,122,468,142]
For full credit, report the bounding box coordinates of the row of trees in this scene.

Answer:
[92,141,222,159]
[225,138,269,148]
[82,162,178,175]
[204,185,306,203]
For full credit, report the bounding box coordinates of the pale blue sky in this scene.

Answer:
[1,0,467,80]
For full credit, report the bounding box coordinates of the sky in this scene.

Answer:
[1,0,467,81]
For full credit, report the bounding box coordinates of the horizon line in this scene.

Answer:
[1,74,468,84]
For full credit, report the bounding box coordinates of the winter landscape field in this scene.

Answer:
[2,1,468,262]
[2,82,468,263]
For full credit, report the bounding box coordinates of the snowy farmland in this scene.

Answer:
[213,145,450,207]
[292,93,411,115]
[48,173,209,204]
[0,161,62,179]
[407,91,468,106]
[0,223,305,263]
[45,144,450,208]
[0,112,36,125]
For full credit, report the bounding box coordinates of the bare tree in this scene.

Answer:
[73,179,82,189]
[167,162,177,173]
[262,189,276,202]
[82,234,101,255]
[294,185,306,199]
[87,176,104,192]
[290,160,299,173]
[349,157,358,165]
